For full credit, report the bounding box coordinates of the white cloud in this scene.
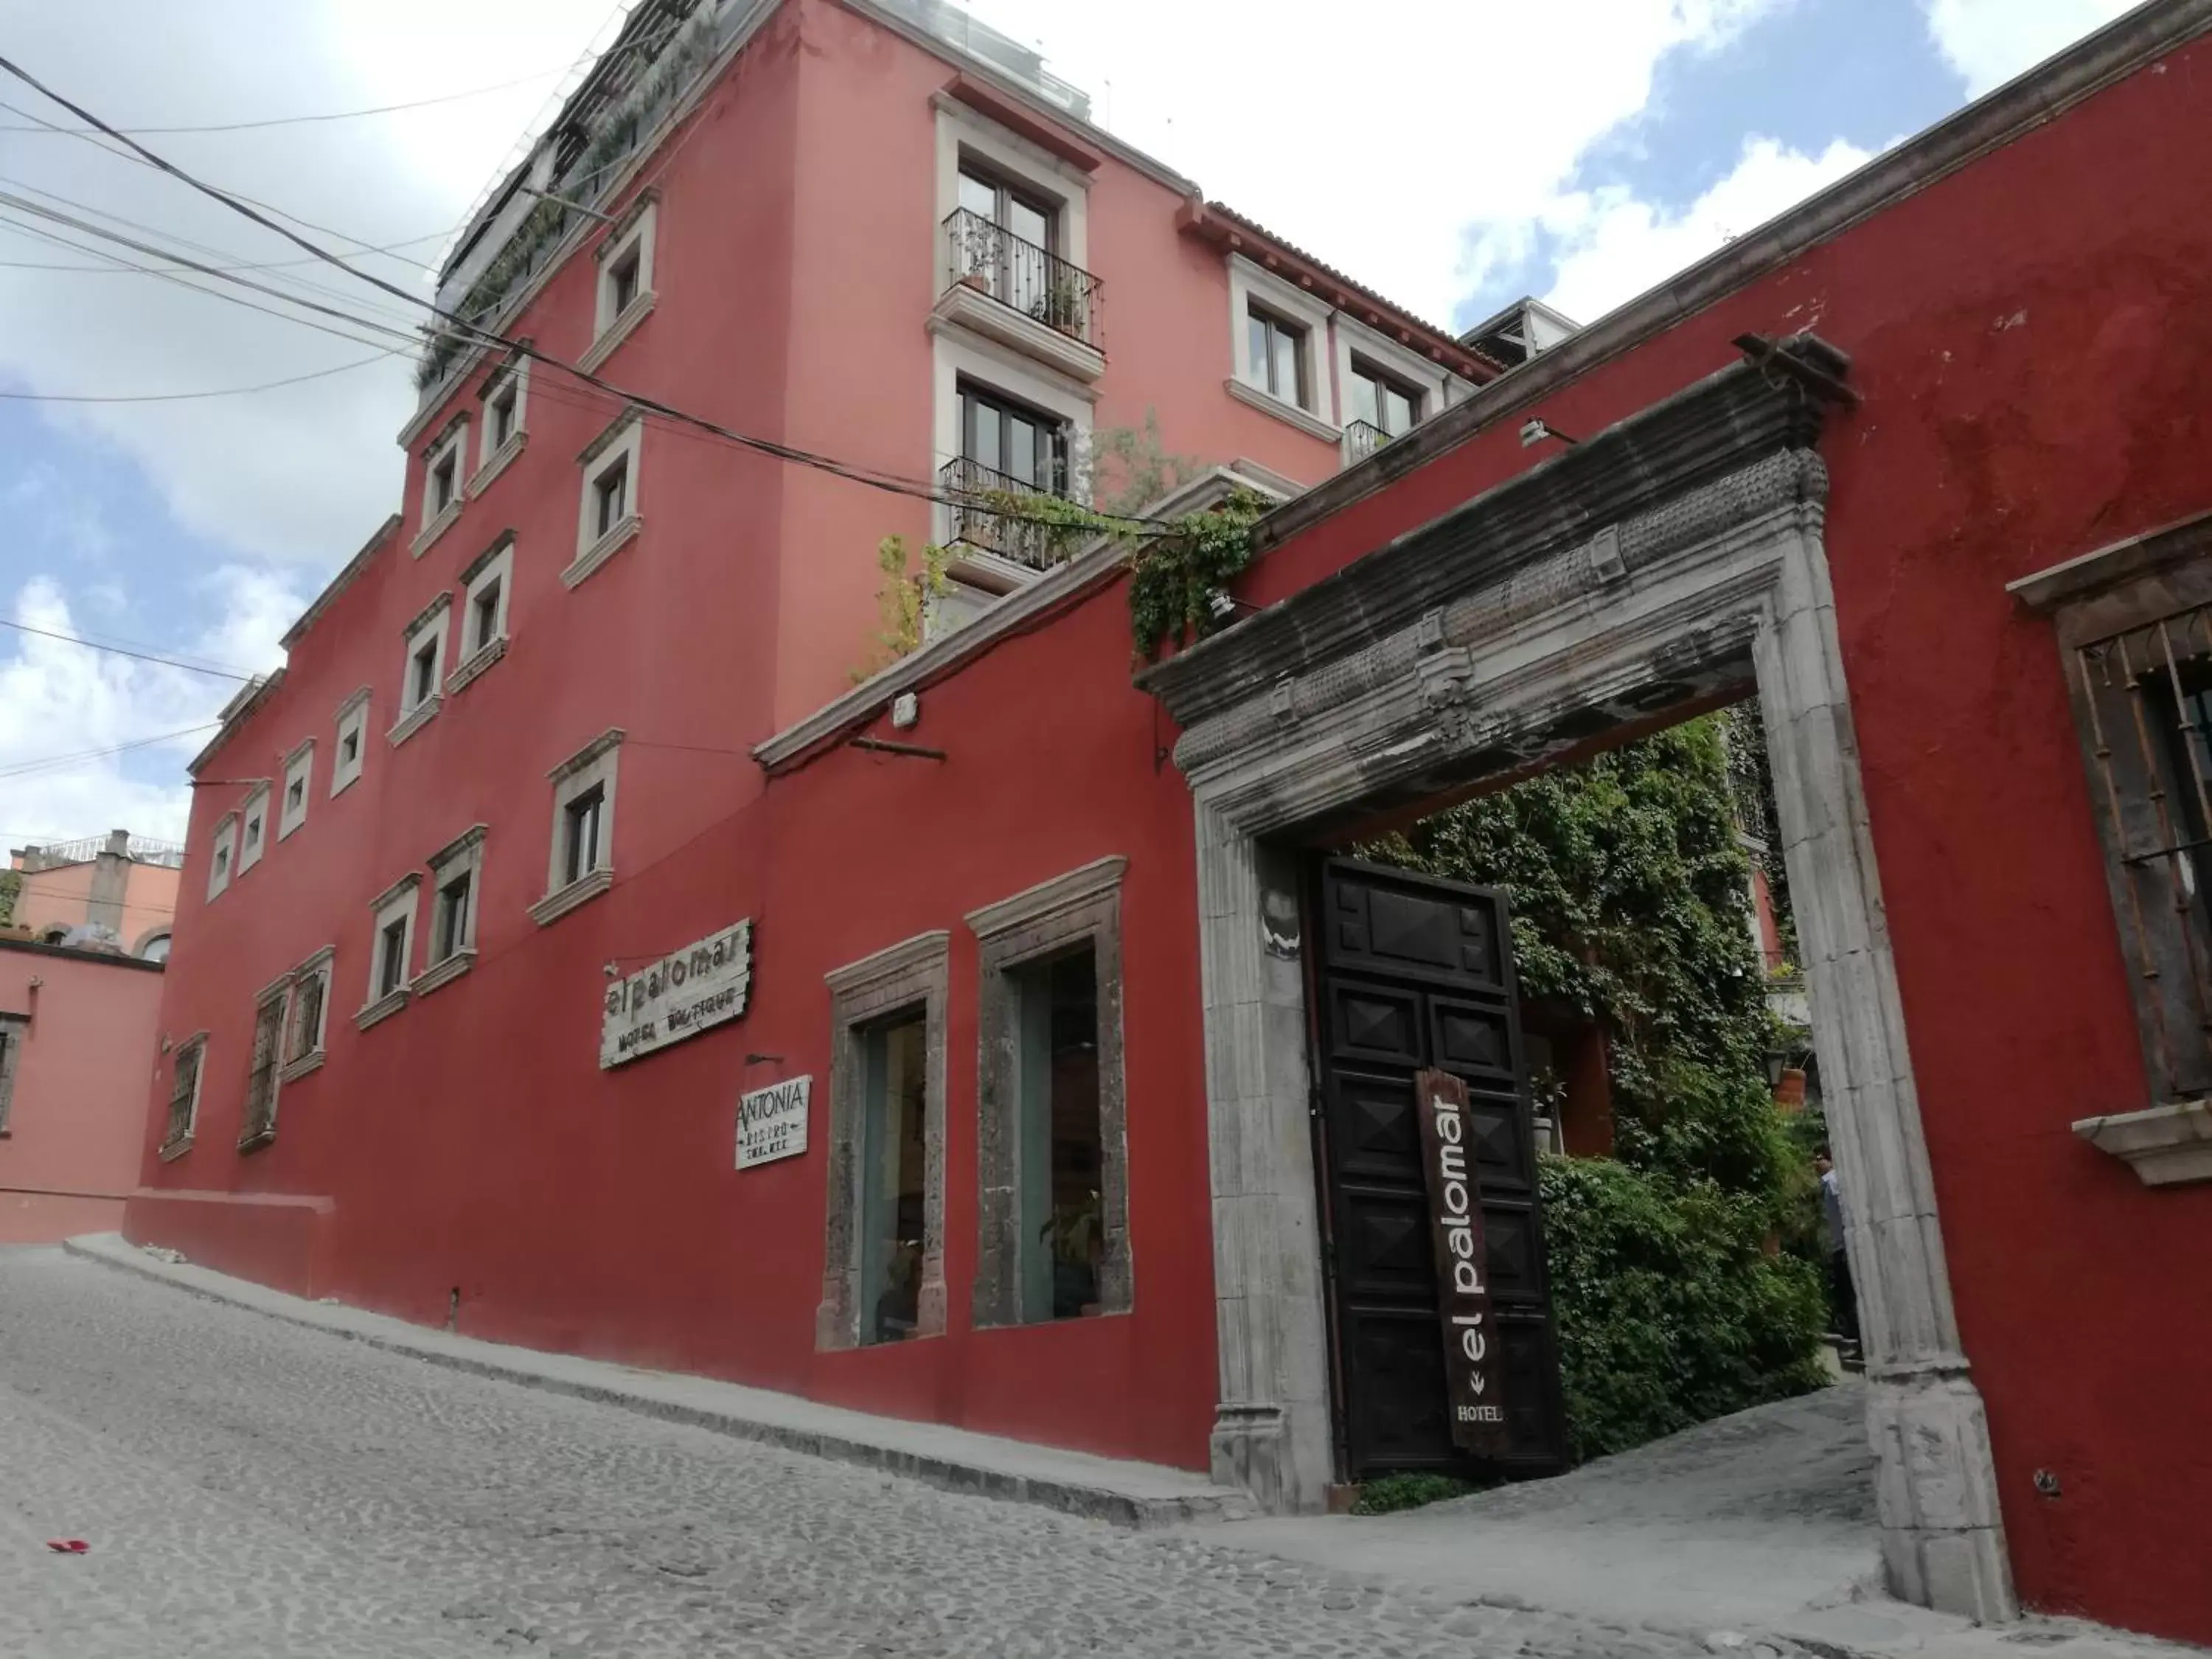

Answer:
[1923,0,2139,97]
[1535,135,1878,325]
[0,567,303,847]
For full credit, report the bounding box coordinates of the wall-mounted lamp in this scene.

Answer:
[1520,417,1580,449]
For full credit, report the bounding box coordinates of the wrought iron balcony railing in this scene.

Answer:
[942,209,1102,350]
[939,457,1087,574]
[1343,418,1395,462]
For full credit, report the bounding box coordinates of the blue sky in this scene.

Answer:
[0,0,2137,855]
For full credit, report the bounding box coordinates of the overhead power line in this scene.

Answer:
[0,55,1187,538]
[0,226,449,275]
[0,616,260,682]
[0,349,400,404]
[0,66,567,136]
[0,723,221,781]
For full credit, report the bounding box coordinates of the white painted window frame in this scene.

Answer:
[391,594,453,746]
[531,728,622,926]
[568,411,644,588]
[471,357,530,496]
[206,812,238,901]
[413,417,469,557]
[331,688,370,796]
[237,783,271,875]
[448,532,514,694]
[581,196,657,372]
[278,739,313,840]
[358,873,421,1029]
[932,94,1090,273]
[417,824,487,994]
[1225,254,1338,442]
[1333,313,1455,462]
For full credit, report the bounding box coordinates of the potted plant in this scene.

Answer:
[1034,271,1087,338]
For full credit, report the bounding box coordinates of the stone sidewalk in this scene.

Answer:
[60,1231,1250,1530]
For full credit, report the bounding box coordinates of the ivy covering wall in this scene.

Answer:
[1373,714,1829,1463]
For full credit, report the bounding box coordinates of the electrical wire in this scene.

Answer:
[0,226,449,276]
[0,55,1188,537]
[0,723,223,780]
[0,616,260,682]
[0,66,568,136]
[0,349,400,404]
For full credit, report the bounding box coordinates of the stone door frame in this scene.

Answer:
[1141,341,2014,1621]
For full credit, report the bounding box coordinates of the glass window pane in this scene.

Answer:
[958,170,997,219]
[1005,414,1037,487]
[1384,385,1416,434]
[1014,947,1102,1321]
[1273,323,1301,406]
[970,401,1001,473]
[1008,198,1048,248]
[862,1012,929,1343]
[1247,311,1269,389]
[1349,369,1380,428]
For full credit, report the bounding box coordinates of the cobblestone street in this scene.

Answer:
[0,1245,1722,1659]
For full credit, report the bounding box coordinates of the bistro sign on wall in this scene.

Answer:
[600,919,753,1068]
[1413,1067,1509,1458]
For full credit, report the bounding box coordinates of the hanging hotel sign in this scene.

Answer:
[1413,1067,1509,1458]
[736,1074,810,1169]
[600,919,753,1068]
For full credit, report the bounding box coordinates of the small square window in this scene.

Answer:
[362,874,420,1023]
[430,451,457,514]
[490,388,516,450]
[470,580,501,651]
[286,777,303,811]
[571,415,644,585]
[342,730,360,764]
[237,787,271,875]
[411,643,439,706]
[393,600,451,740]
[588,199,655,358]
[435,871,471,959]
[608,248,641,319]
[534,730,621,925]
[378,918,409,997]
[332,690,370,796]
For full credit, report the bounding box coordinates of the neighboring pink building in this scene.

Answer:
[8,830,182,961]
[0,936,165,1242]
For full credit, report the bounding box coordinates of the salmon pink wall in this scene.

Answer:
[0,943,162,1242]
[1237,38,2212,1643]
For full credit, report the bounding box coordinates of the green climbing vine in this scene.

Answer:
[1368,715,1828,1463]
[1125,489,1270,663]
[855,535,953,681]
[0,869,19,928]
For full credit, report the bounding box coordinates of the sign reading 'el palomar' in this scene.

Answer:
[1413,1066,1509,1457]
[600,919,753,1068]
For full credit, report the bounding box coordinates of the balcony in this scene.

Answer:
[933,209,1105,383]
[1343,418,1394,464]
[939,456,1087,578]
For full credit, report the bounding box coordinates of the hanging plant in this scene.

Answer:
[1125,489,1269,664]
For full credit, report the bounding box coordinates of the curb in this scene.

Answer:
[62,1234,1253,1531]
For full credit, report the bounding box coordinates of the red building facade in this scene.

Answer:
[131,0,2212,1644]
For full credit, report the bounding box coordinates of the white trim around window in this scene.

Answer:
[358,873,420,1030]
[390,593,453,746]
[567,411,644,589]
[531,728,622,926]
[279,945,334,1082]
[929,331,1094,526]
[580,195,657,373]
[237,782,271,875]
[931,94,1091,270]
[470,357,529,497]
[1225,254,1338,441]
[206,812,238,901]
[331,688,370,797]
[278,739,313,840]
[1332,312,1456,462]
[416,824,487,995]
[448,532,514,694]
[412,416,469,557]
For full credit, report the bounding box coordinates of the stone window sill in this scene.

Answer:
[445,636,507,696]
[355,987,409,1031]
[157,1133,193,1163]
[563,515,641,591]
[2073,1098,2212,1186]
[411,500,463,560]
[330,766,362,799]
[237,1126,276,1155]
[388,695,442,748]
[278,1049,325,1084]
[529,868,613,928]
[412,948,476,996]
[577,291,655,375]
[1224,376,1340,444]
[468,432,526,498]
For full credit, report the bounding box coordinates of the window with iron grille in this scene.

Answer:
[163,1037,205,1155]
[0,1013,26,1135]
[284,962,328,1068]
[239,993,285,1151]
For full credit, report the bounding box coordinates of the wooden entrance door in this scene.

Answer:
[1309,856,1565,1481]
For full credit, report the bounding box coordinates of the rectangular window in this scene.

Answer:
[208,815,235,900]
[591,198,655,349]
[594,457,629,538]
[1248,305,1308,407]
[475,360,529,487]
[237,785,270,875]
[860,1008,929,1344]
[279,741,313,839]
[162,1037,205,1154]
[429,450,457,514]
[1350,361,1422,437]
[378,918,409,998]
[0,1014,26,1136]
[958,383,1068,497]
[608,246,641,318]
[563,785,605,887]
[490,386,517,450]
[332,689,370,795]
[571,413,644,585]
[470,580,501,652]
[967,857,1130,1327]
[239,992,285,1150]
[434,869,472,961]
[283,959,329,1067]
[394,597,451,741]
[414,420,467,552]
[411,644,439,705]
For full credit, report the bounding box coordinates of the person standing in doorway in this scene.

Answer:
[1815,1146,1860,1351]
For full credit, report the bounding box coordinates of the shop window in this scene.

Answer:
[818,932,948,1351]
[967,857,1130,1326]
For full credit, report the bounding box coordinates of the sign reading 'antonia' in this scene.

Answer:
[600,919,753,1068]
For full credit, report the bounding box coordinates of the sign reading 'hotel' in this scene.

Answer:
[1412,1066,1509,1458]
[600,919,753,1068]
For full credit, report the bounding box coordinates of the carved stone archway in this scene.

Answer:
[1141,339,2014,1621]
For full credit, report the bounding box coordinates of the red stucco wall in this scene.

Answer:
[0,944,163,1243]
